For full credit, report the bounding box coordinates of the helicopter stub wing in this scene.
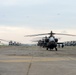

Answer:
[57,42,64,44]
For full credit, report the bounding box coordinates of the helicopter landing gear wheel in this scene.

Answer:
[46,47,48,50]
[55,48,57,51]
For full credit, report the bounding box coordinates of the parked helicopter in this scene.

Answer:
[0,39,22,46]
[25,31,76,51]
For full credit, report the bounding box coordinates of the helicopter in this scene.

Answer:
[0,39,22,46]
[25,31,76,51]
[37,37,63,48]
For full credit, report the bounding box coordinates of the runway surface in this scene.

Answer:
[0,46,76,75]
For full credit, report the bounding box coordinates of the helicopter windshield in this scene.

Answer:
[49,37,55,42]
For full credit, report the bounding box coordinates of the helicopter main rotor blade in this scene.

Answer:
[24,33,50,37]
[55,33,76,36]
[0,39,9,42]
[25,33,76,37]
[24,30,76,37]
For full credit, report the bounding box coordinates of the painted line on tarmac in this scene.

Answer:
[0,57,75,63]
[0,55,32,58]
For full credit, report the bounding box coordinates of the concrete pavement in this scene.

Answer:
[0,46,76,75]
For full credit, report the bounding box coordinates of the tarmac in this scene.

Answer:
[0,46,76,75]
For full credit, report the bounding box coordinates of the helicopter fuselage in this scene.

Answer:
[46,41,57,50]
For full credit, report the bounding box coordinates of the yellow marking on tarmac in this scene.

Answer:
[0,55,32,58]
[0,56,76,63]
[0,57,75,63]
[0,60,31,63]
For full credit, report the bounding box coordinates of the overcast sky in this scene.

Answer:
[0,0,76,44]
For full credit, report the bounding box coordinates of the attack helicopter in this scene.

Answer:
[25,31,76,51]
[37,36,63,49]
[0,39,22,46]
